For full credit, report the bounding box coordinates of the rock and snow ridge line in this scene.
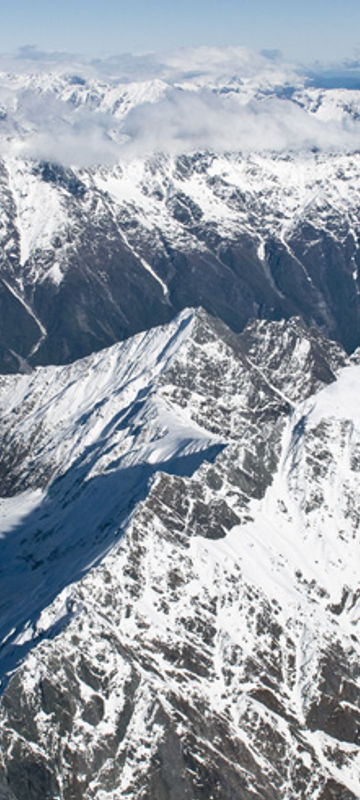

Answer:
[0,309,359,799]
[0,307,351,685]
[0,308,225,685]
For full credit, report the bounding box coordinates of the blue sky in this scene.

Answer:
[0,0,359,64]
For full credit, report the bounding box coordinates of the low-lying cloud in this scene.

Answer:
[0,45,360,166]
[1,89,121,166]
[121,88,360,157]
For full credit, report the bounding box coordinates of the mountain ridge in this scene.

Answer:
[1,147,360,372]
[0,309,359,799]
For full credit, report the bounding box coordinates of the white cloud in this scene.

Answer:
[0,45,359,166]
[121,88,360,157]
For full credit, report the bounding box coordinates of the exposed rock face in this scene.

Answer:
[0,310,359,799]
[1,149,360,372]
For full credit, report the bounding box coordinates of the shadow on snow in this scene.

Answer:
[0,439,225,692]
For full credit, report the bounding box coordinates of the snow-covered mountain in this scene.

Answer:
[1,147,360,372]
[1,49,360,799]
[1,55,360,370]
[0,309,359,799]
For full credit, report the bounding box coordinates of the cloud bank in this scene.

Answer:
[0,46,360,166]
[121,89,360,158]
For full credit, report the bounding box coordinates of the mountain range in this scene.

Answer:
[0,62,360,371]
[0,53,360,800]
